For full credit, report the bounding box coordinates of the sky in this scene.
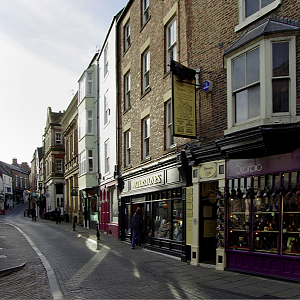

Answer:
[0,0,128,166]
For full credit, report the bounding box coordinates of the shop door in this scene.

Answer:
[199,182,218,264]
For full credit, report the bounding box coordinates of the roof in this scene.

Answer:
[224,17,300,56]
[0,164,12,177]
[0,161,30,175]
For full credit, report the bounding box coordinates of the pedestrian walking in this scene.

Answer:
[31,207,36,222]
[131,207,143,249]
[55,206,61,224]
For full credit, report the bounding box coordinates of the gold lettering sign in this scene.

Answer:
[172,73,196,138]
[199,163,217,179]
[132,174,162,189]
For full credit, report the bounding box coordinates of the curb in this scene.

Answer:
[0,262,26,277]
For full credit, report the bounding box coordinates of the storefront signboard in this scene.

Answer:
[227,147,300,178]
[186,186,193,245]
[131,172,165,190]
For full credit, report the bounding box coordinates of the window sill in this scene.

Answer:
[141,88,151,99]
[141,157,151,164]
[141,16,151,32]
[124,44,131,55]
[123,106,131,114]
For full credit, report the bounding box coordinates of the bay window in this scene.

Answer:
[225,24,297,133]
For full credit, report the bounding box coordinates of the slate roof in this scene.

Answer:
[224,17,300,56]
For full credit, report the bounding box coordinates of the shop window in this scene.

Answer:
[282,172,300,256]
[227,172,300,256]
[154,201,171,239]
[173,199,183,241]
[228,178,250,250]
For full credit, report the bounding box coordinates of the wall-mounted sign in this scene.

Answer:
[131,172,164,190]
[199,163,217,179]
[202,80,213,92]
[171,60,196,139]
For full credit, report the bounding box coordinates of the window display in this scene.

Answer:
[228,192,250,250]
[282,181,300,255]
[154,201,171,239]
[227,172,300,256]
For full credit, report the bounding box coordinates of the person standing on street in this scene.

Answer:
[31,207,36,222]
[131,207,143,249]
[55,206,61,224]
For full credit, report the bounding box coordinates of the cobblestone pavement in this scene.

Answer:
[1,203,300,300]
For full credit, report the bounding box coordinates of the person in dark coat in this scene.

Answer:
[55,206,61,224]
[131,207,143,249]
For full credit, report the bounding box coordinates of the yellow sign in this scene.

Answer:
[186,186,193,245]
[172,73,196,138]
[199,163,217,179]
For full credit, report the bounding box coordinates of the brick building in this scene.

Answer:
[181,0,300,281]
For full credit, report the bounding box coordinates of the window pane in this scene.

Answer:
[233,55,245,90]
[246,48,259,85]
[273,42,289,77]
[235,90,248,123]
[273,79,289,113]
[245,0,259,17]
[248,85,260,118]
[261,0,275,8]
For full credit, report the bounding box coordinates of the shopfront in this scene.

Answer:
[120,164,187,259]
[225,147,300,281]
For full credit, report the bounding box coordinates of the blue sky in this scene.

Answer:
[0,0,128,166]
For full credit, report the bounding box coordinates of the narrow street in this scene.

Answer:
[1,203,300,300]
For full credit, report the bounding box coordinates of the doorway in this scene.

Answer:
[199,181,218,264]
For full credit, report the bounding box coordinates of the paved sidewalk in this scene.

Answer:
[1,207,300,299]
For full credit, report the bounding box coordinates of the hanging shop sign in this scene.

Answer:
[171,60,196,139]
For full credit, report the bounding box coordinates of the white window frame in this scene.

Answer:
[125,130,131,167]
[78,79,84,103]
[104,44,108,77]
[124,72,130,110]
[142,0,150,25]
[124,21,130,51]
[56,160,63,173]
[15,175,18,187]
[87,109,93,134]
[166,100,175,149]
[225,35,296,134]
[55,132,62,145]
[79,151,86,176]
[142,50,150,93]
[104,91,109,125]
[142,117,150,159]
[86,71,93,96]
[166,18,177,71]
[236,0,281,31]
[87,149,94,172]
[104,139,110,174]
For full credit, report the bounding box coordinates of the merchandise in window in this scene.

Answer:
[228,184,250,250]
[154,201,171,239]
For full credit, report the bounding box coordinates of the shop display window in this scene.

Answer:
[172,200,183,241]
[228,183,250,250]
[154,200,171,239]
[227,172,300,256]
[282,172,300,256]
